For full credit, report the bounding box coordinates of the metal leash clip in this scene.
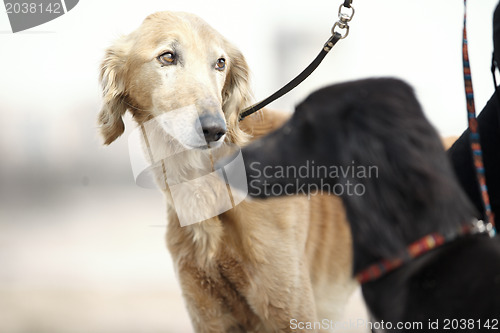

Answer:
[332,3,355,39]
[471,219,497,238]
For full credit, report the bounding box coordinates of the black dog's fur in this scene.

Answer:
[238,79,500,331]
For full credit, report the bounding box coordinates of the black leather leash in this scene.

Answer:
[238,0,354,121]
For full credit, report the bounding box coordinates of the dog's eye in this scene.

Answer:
[215,58,226,71]
[158,52,176,66]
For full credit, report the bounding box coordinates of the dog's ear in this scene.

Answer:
[222,43,253,144]
[222,44,252,114]
[98,36,131,145]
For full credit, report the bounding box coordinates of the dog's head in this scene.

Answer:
[240,78,476,264]
[242,78,454,198]
[98,11,252,149]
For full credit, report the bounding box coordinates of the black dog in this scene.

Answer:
[237,79,500,331]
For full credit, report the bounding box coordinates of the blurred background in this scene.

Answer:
[0,0,498,332]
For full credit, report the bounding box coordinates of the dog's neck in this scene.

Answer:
[139,119,248,232]
[337,159,476,275]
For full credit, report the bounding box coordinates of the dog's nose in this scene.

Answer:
[199,115,227,143]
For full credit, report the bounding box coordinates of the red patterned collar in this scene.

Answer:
[355,219,496,284]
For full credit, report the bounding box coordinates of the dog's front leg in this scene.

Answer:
[176,261,261,333]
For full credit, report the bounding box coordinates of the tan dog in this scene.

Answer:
[98,11,355,332]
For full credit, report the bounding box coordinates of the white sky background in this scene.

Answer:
[0,0,498,181]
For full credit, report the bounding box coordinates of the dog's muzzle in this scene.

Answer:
[199,114,227,144]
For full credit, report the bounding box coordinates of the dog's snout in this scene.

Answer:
[200,115,227,143]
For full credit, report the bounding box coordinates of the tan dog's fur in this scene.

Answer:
[98,11,355,332]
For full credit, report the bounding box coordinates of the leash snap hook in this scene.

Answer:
[332,21,350,39]
[332,4,354,39]
[338,3,355,22]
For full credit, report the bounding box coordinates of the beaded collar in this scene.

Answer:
[355,219,496,284]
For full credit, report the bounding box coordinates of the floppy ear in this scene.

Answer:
[222,44,252,114]
[98,36,130,145]
[222,43,253,144]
